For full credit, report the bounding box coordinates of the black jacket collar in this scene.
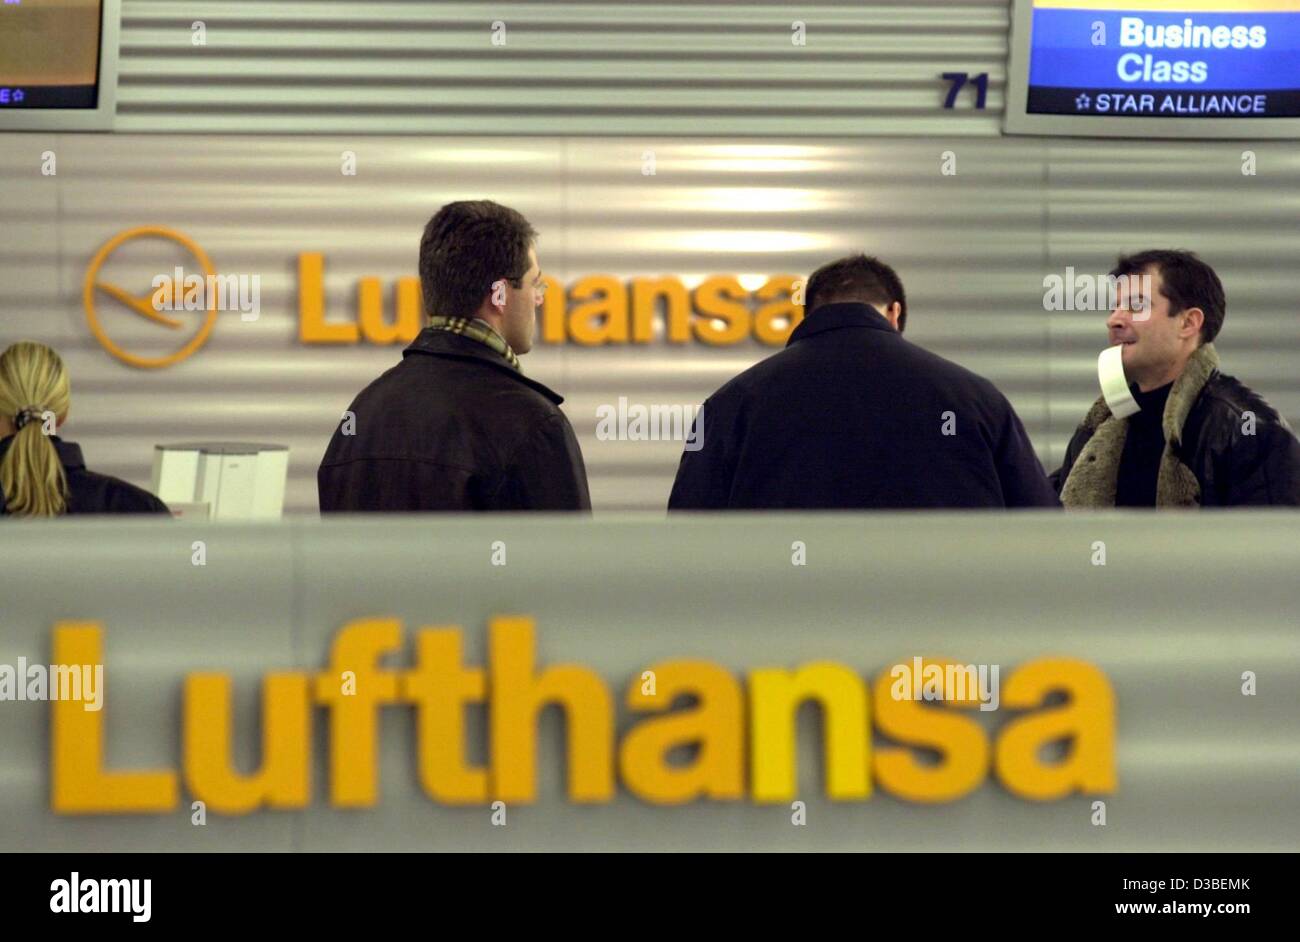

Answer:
[0,434,85,470]
[787,302,897,346]
[402,328,565,405]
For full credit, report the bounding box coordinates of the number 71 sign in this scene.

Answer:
[942,72,989,109]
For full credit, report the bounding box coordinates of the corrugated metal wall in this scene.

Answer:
[115,0,1008,136]
[4,135,1297,513]
[1,2,1297,515]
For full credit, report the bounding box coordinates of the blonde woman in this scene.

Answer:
[0,341,170,516]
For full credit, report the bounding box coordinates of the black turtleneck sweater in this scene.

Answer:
[1116,382,1173,507]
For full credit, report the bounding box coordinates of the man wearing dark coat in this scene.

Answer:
[319,201,590,512]
[668,254,1059,510]
[1050,249,1300,508]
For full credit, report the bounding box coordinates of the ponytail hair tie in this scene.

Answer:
[14,406,45,431]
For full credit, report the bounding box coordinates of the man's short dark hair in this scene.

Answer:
[419,200,537,319]
[805,254,908,331]
[1110,249,1225,345]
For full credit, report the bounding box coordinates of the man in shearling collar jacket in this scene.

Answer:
[1050,250,1300,508]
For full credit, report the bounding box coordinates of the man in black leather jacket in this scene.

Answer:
[1050,250,1300,507]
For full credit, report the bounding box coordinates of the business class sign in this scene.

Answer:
[83,226,805,369]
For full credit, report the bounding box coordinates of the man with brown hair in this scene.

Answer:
[1051,249,1300,507]
[318,200,590,512]
[668,253,1058,509]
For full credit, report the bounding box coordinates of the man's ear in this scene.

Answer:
[1179,306,1205,341]
[490,279,509,311]
[882,301,903,331]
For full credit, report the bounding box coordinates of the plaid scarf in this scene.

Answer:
[427,316,521,371]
